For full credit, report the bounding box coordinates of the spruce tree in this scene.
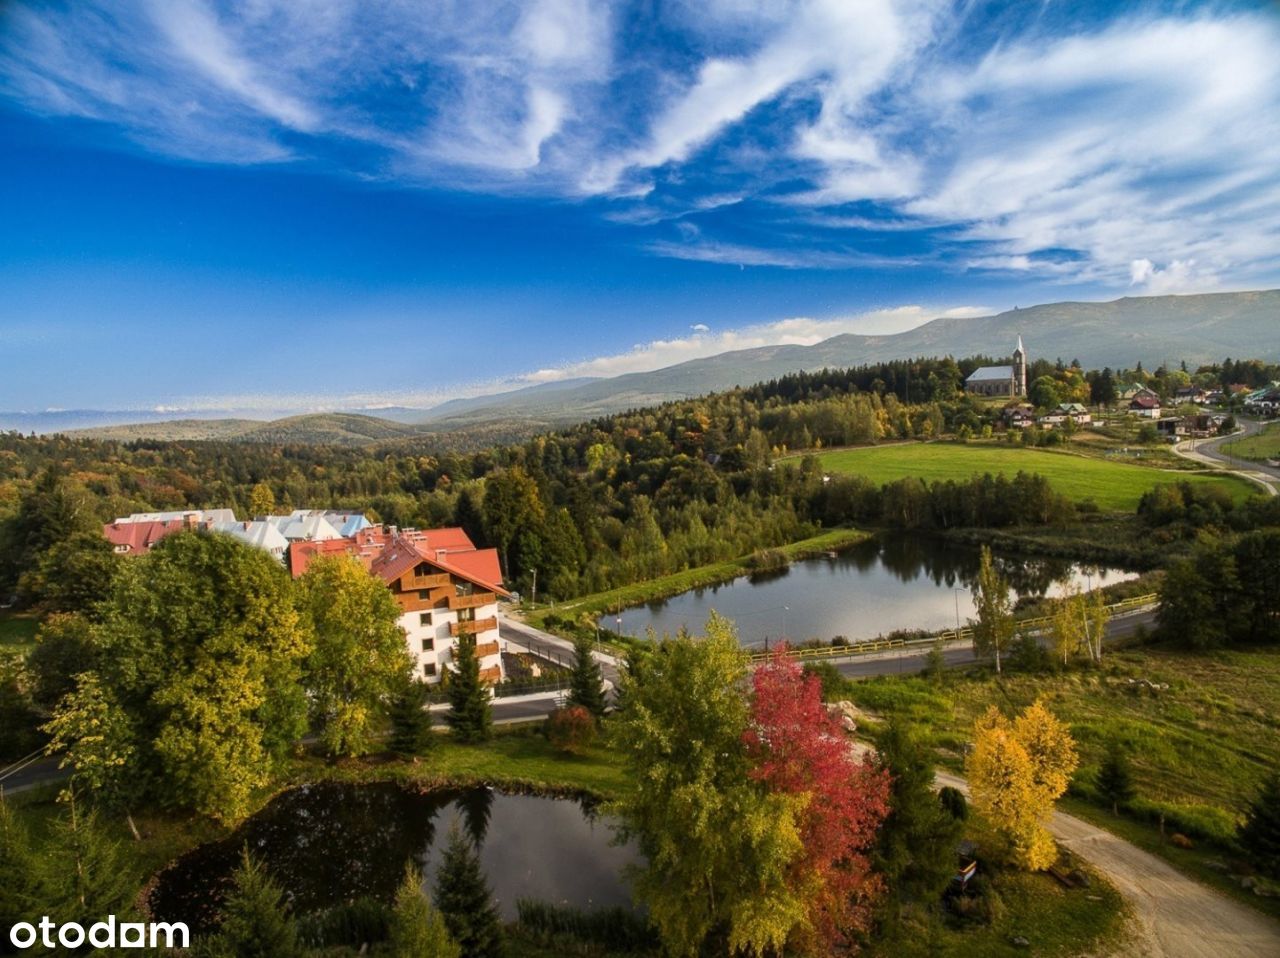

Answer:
[0,798,48,935]
[1240,773,1280,880]
[44,794,135,926]
[389,862,460,958]
[389,679,434,755]
[874,721,963,907]
[566,632,607,719]
[1097,743,1137,815]
[433,826,503,958]
[446,636,492,743]
[209,848,303,958]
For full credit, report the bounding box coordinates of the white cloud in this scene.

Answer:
[517,302,988,383]
[690,323,710,333]
[2,2,1278,289]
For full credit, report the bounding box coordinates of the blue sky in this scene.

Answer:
[1,0,1277,411]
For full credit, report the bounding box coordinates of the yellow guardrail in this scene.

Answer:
[747,593,1158,664]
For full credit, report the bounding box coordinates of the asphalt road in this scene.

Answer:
[1175,419,1279,496]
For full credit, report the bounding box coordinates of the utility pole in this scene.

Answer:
[530,568,537,608]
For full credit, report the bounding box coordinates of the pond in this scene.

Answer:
[148,782,639,934]
[611,536,1137,648]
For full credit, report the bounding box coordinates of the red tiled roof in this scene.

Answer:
[288,525,509,597]
[103,519,185,554]
[1130,395,1161,409]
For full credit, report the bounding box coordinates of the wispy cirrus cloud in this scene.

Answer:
[2,1,1278,291]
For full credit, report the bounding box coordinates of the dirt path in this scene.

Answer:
[935,771,1280,957]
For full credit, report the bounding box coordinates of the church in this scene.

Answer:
[964,337,1027,397]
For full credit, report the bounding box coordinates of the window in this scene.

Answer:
[455,581,474,598]
[458,608,475,623]
[419,612,433,626]
[418,589,431,600]
[422,637,434,652]
[422,662,437,677]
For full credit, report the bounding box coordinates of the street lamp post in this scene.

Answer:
[953,587,968,635]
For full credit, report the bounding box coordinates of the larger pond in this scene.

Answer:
[149,782,639,934]
[612,537,1137,648]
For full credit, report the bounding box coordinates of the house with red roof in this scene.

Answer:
[291,525,508,685]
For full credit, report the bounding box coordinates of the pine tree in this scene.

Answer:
[446,636,491,743]
[1240,773,1280,880]
[44,794,136,926]
[209,848,303,958]
[566,632,607,719]
[433,826,503,958]
[0,797,48,935]
[389,679,434,755]
[875,721,963,908]
[389,862,461,958]
[1096,743,1137,815]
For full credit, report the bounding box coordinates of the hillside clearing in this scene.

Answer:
[810,442,1255,511]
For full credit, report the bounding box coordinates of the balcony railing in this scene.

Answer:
[450,617,498,637]
[474,641,500,659]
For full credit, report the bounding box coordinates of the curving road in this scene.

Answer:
[936,771,1280,958]
[1175,420,1279,496]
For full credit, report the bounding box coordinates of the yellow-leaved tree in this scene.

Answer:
[965,700,1078,870]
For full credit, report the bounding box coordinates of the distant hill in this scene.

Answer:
[14,289,1278,443]
[68,413,422,446]
[414,289,1280,426]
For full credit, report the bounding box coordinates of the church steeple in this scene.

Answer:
[1013,335,1027,397]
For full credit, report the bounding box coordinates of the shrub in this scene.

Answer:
[516,900,658,952]
[939,786,968,821]
[299,898,392,949]
[544,706,597,753]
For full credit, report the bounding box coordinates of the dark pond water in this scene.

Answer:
[612,536,1136,648]
[149,782,638,933]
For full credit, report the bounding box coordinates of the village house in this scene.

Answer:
[1038,402,1092,429]
[964,337,1027,397]
[1128,393,1162,418]
[291,525,508,686]
[1174,386,1209,405]
[1003,403,1035,429]
[103,509,235,554]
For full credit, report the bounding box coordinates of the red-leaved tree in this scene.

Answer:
[744,648,890,953]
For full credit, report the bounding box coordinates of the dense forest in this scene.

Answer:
[1,353,1276,605]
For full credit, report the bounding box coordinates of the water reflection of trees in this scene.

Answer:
[152,783,451,931]
[871,536,1079,597]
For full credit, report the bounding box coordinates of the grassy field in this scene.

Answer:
[0,613,38,657]
[811,441,1255,511]
[1224,421,1280,462]
[836,643,1280,918]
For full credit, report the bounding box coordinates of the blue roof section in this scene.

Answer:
[966,365,1014,382]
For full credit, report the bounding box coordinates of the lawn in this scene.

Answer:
[1224,421,1280,462]
[837,644,1280,919]
[0,613,39,657]
[811,441,1254,511]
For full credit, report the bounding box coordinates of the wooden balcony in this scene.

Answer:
[450,617,498,637]
[479,665,502,685]
[474,641,500,659]
[399,571,451,592]
[449,592,496,612]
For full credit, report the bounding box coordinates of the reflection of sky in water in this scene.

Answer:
[614,537,1137,647]
[423,793,639,918]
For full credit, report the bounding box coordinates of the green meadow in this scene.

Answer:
[811,441,1255,511]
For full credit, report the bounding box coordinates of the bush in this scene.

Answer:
[939,786,968,821]
[802,661,849,701]
[544,706,597,753]
[298,898,392,949]
[1128,798,1238,846]
[515,900,658,952]
[746,548,788,572]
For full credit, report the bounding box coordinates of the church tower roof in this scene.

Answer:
[1015,335,1025,355]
